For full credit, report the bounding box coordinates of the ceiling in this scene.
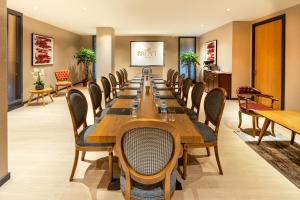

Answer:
[7,0,300,36]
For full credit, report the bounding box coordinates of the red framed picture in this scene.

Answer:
[205,40,217,65]
[32,33,54,66]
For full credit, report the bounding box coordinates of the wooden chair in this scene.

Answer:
[182,88,227,179]
[116,119,181,200]
[109,73,121,98]
[170,71,179,89]
[142,66,152,75]
[237,86,276,137]
[122,68,129,82]
[116,71,125,88]
[54,70,72,95]
[176,78,193,107]
[101,76,116,108]
[172,74,185,97]
[119,69,127,85]
[88,81,108,123]
[184,81,206,121]
[166,70,175,87]
[66,89,113,181]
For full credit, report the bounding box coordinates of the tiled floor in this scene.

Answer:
[0,86,299,200]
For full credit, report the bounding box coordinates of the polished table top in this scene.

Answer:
[255,110,300,133]
[87,76,203,144]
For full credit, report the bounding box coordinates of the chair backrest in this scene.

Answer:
[66,89,88,140]
[171,71,179,88]
[109,73,118,97]
[101,76,112,104]
[122,68,128,82]
[204,88,227,133]
[142,66,152,75]
[55,70,70,81]
[181,78,193,103]
[116,119,181,199]
[191,81,206,115]
[119,69,126,83]
[167,70,175,86]
[116,71,124,88]
[88,81,103,119]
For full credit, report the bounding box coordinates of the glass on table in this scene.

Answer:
[168,108,176,122]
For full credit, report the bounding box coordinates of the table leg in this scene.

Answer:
[48,92,54,102]
[41,93,45,106]
[291,131,296,145]
[27,93,34,106]
[37,94,40,103]
[257,118,271,145]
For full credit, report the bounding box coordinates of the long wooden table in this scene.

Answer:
[256,110,300,145]
[87,77,203,145]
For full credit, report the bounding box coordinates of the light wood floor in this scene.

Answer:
[0,86,299,200]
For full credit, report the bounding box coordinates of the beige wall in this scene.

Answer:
[80,35,93,49]
[114,36,178,80]
[23,16,82,100]
[252,4,300,111]
[0,0,8,182]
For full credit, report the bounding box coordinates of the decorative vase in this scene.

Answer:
[35,84,44,90]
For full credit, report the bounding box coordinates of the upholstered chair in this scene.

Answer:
[170,71,179,89]
[176,78,193,107]
[101,76,116,108]
[182,88,227,179]
[172,74,185,97]
[184,81,206,121]
[88,81,108,123]
[237,86,276,137]
[116,120,181,200]
[122,68,129,82]
[54,70,72,95]
[142,66,152,75]
[66,89,113,181]
[109,73,121,98]
[166,70,175,87]
[116,71,124,88]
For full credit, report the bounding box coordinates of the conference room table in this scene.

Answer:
[87,74,204,185]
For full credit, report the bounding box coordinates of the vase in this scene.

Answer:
[35,85,44,90]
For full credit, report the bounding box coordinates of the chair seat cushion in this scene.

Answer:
[120,168,177,200]
[95,108,109,123]
[176,97,187,107]
[77,125,113,147]
[184,108,198,121]
[105,98,117,108]
[240,102,272,112]
[193,122,217,143]
[56,81,72,86]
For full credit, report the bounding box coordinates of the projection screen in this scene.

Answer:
[130,41,164,66]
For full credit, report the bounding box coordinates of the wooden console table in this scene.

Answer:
[203,69,232,99]
[27,88,54,106]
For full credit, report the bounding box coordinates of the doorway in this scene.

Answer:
[178,37,196,82]
[7,9,23,111]
[252,15,285,109]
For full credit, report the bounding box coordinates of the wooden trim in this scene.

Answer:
[252,14,286,109]
[0,172,10,187]
[7,9,23,111]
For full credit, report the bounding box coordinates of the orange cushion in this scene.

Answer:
[56,81,72,86]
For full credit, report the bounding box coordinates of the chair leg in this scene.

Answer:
[81,152,86,161]
[108,151,113,182]
[182,147,188,180]
[206,147,210,156]
[69,150,79,181]
[271,121,275,136]
[55,85,58,96]
[291,131,296,145]
[256,117,260,129]
[214,145,223,175]
[238,111,242,129]
[252,116,256,137]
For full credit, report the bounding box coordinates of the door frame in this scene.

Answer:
[252,14,286,109]
[7,9,23,111]
[178,37,197,82]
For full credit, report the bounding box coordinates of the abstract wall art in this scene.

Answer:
[32,34,54,66]
[205,40,217,65]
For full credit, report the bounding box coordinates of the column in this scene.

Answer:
[96,27,115,82]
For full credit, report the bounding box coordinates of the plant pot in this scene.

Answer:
[35,85,44,90]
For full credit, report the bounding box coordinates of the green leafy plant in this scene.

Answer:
[180,50,200,79]
[32,68,45,90]
[74,48,96,82]
[33,72,45,87]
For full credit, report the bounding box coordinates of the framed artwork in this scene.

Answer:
[32,33,54,66]
[205,40,217,65]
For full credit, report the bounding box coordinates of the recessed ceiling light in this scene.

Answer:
[69,23,73,26]
[82,7,87,11]
[226,8,231,12]
[200,24,204,27]
[33,6,38,11]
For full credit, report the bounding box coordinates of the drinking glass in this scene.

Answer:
[168,108,176,122]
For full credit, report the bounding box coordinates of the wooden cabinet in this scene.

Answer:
[203,70,232,99]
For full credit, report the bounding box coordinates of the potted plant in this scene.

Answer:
[74,48,96,86]
[180,50,200,79]
[32,68,45,90]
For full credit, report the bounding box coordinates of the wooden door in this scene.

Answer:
[253,15,285,109]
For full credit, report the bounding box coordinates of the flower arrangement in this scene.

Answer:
[32,68,45,90]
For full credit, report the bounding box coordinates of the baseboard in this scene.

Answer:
[0,172,11,187]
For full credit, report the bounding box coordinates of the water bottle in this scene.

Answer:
[132,98,138,118]
[155,91,160,109]
[161,101,167,122]
[137,90,142,103]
